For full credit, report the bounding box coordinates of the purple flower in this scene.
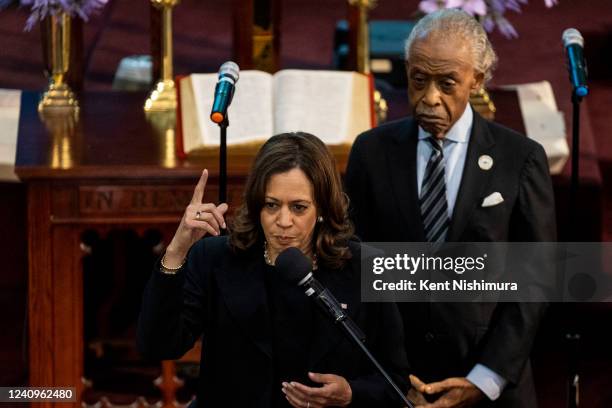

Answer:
[461,0,487,16]
[446,0,466,7]
[419,0,445,14]
[480,14,496,32]
[20,0,108,31]
[495,15,519,38]
[417,0,559,39]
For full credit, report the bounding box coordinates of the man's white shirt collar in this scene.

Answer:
[417,105,473,144]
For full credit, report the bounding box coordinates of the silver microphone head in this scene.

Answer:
[562,28,584,47]
[218,61,240,83]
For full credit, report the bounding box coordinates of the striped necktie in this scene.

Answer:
[420,137,449,243]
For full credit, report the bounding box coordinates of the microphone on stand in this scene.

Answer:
[275,247,414,408]
[562,28,586,408]
[209,61,239,204]
[210,61,240,124]
[562,28,588,99]
[276,247,365,340]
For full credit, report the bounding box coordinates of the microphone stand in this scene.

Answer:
[338,318,415,408]
[569,91,583,238]
[286,252,413,407]
[566,90,584,408]
[217,116,228,204]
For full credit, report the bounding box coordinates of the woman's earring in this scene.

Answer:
[317,216,324,223]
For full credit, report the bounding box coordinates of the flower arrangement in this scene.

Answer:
[0,0,107,30]
[418,0,559,38]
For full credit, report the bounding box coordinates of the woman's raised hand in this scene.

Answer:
[164,169,228,267]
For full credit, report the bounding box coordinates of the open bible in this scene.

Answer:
[177,70,374,157]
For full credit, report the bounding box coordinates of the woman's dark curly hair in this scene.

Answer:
[229,132,354,269]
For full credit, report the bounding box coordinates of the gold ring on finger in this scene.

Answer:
[195,211,201,220]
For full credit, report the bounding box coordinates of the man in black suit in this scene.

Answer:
[345,9,556,408]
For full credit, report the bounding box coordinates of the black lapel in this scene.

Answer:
[308,252,362,367]
[447,112,496,242]
[215,250,273,360]
[387,118,426,241]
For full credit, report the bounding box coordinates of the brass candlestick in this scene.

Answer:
[348,0,376,74]
[470,87,496,120]
[348,0,388,124]
[470,15,496,120]
[39,12,79,113]
[145,0,180,112]
[146,110,177,168]
[39,107,80,169]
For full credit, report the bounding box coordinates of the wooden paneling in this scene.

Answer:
[27,182,54,407]
[52,225,84,408]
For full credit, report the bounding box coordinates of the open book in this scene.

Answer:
[0,88,20,182]
[177,70,374,156]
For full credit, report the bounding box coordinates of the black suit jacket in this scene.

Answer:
[345,112,556,407]
[138,236,409,407]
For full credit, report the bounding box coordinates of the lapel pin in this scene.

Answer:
[478,155,493,171]
[340,303,348,310]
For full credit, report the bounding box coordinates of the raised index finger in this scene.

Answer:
[191,169,208,204]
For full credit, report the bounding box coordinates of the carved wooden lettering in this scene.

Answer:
[98,191,114,210]
[79,186,195,215]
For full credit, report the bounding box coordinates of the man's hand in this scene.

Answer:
[282,372,352,408]
[410,375,484,408]
[407,377,428,405]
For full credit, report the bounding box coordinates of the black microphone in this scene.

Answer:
[562,28,588,98]
[276,247,365,341]
[275,247,414,408]
[210,61,240,124]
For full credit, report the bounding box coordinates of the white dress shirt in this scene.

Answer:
[416,105,507,401]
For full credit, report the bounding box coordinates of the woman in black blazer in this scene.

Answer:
[138,132,409,407]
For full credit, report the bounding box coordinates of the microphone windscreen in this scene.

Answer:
[218,61,240,82]
[562,28,584,47]
[275,247,312,284]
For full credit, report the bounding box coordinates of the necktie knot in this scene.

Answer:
[428,137,444,153]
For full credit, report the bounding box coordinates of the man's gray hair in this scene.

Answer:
[404,9,498,83]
